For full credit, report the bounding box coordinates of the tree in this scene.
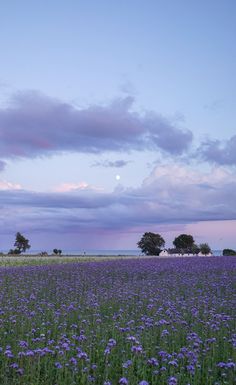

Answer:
[8,249,20,255]
[173,234,195,253]
[13,232,30,254]
[137,232,165,255]
[53,249,62,255]
[191,243,200,255]
[199,243,212,255]
[223,248,236,256]
[40,251,48,256]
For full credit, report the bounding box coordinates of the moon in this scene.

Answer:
[115,174,121,181]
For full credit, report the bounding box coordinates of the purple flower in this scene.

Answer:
[55,362,63,369]
[186,364,195,374]
[161,329,169,337]
[10,363,19,369]
[104,348,111,356]
[19,340,28,348]
[122,359,132,368]
[107,338,116,347]
[70,357,77,365]
[139,381,149,385]
[127,336,138,343]
[226,362,235,369]
[16,368,24,376]
[168,359,178,367]
[131,345,143,354]
[217,362,226,368]
[168,376,177,385]
[160,366,167,372]
[77,351,88,360]
[217,361,235,369]
[4,350,14,358]
[119,377,128,385]
[147,357,159,366]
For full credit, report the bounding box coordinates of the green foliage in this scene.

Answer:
[8,248,21,255]
[137,232,165,255]
[192,243,200,254]
[199,243,212,255]
[13,232,31,254]
[53,249,62,255]
[173,234,195,253]
[223,248,236,256]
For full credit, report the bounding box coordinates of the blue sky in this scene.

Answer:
[0,0,236,251]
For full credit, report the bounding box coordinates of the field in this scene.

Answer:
[0,257,235,385]
[0,255,118,268]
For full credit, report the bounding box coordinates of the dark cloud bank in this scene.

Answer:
[0,160,6,171]
[1,166,236,235]
[1,90,235,168]
[0,91,192,162]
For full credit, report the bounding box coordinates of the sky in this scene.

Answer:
[0,0,236,252]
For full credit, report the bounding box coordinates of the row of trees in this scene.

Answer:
[223,248,236,256]
[137,232,212,256]
[7,233,62,255]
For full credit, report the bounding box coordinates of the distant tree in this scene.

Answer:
[137,232,165,255]
[223,248,236,256]
[40,251,48,256]
[53,249,62,255]
[199,243,212,255]
[13,232,30,254]
[192,243,200,255]
[8,248,20,255]
[173,234,195,253]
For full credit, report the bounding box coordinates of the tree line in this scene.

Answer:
[5,233,63,256]
[1,231,235,256]
[137,232,236,256]
[137,232,211,255]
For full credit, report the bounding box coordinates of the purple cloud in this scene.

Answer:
[199,135,236,165]
[0,91,193,163]
[0,165,235,239]
[92,159,131,168]
[0,160,6,171]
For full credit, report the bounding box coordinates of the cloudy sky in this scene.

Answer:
[1,0,236,251]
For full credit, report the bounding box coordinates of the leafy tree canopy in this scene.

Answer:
[199,243,212,255]
[13,232,30,254]
[173,234,195,253]
[137,232,165,256]
[53,249,62,255]
[223,248,236,256]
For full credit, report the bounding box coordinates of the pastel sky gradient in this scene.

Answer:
[0,0,236,251]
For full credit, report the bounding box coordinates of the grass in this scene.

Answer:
[0,255,141,267]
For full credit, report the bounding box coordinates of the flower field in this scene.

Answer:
[0,257,235,385]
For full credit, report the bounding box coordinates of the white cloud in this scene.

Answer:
[0,180,22,190]
[53,182,104,193]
